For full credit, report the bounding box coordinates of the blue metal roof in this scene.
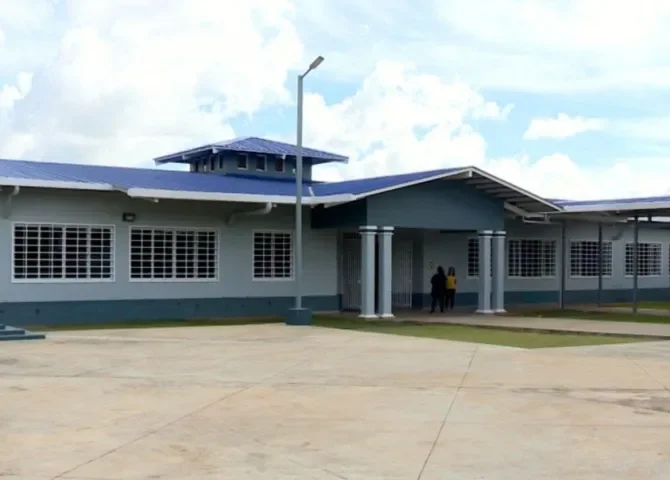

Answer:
[556,196,670,207]
[313,168,466,196]
[2,156,668,214]
[153,136,349,166]
[0,159,309,198]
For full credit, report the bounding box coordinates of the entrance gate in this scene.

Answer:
[339,233,414,311]
[392,240,413,308]
[340,234,361,310]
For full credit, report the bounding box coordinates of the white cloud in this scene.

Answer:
[309,62,670,200]
[306,61,509,180]
[0,0,304,165]
[293,0,670,93]
[524,113,607,140]
[1,1,669,202]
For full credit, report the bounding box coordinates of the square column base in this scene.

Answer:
[285,308,313,326]
[494,309,507,314]
[475,309,494,315]
[359,314,378,320]
[378,314,395,319]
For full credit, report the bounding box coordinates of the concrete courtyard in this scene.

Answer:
[2,324,670,480]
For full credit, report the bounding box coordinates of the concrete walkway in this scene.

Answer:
[411,313,670,339]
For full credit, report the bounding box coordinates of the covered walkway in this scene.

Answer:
[407,312,670,339]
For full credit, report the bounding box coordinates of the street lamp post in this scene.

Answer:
[287,55,324,326]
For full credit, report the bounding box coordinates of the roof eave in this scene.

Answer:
[125,187,355,205]
[467,167,562,212]
[560,202,670,214]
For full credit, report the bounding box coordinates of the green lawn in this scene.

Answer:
[510,308,670,324]
[610,301,670,310]
[26,315,649,349]
[26,317,282,332]
[312,317,646,349]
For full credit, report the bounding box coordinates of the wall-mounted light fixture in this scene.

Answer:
[122,212,137,222]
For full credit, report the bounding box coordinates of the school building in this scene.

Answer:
[1,136,669,326]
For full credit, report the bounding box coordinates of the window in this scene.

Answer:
[237,153,248,170]
[253,231,293,280]
[275,156,285,172]
[625,242,662,277]
[256,155,267,171]
[466,238,494,277]
[129,227,218,281]
[508,239,556,278]
[569,240,613,277]
[12,223,114,282]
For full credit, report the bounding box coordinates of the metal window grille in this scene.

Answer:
[508,239,556,278]
[12,223,114,281]
[569,240,613,277]
[625,242,662,277]
[129,227,217,280]
[253,231,293,279]
[466,238,495,277]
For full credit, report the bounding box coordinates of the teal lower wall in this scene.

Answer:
[6,288,669,325]
[1,295,340,326]
[413,288,670,309]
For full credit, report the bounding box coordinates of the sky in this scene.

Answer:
[1,0,670,200]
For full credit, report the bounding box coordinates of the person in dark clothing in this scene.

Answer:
[430,266,447,313]
[445,266,457,311]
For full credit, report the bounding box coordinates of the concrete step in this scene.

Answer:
[0,332,46,341]
[0,328,25,336]
[0,325,45,341]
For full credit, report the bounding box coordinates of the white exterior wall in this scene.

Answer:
[0,188,338,303]
[421,219,670,295]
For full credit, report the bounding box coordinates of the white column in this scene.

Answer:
[378,227,394,318]
[491,230,506,313]
[476,230,493,314]
[359,226,377,319]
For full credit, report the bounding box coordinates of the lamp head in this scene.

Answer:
[309,56,324,71]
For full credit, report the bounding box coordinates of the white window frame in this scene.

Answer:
[466,237,494,278]
[237,153,248,170]
[507,237,557,279]
[128,226,219,282]
[624,242,662,278]
[252,229,294,281]
[569,240,613,278]
[11,222,116,284]
[275,156,285,173]
[255,154,267,172]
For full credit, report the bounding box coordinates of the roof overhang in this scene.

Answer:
[0,176,115,192]
[463,168,562,214]
[0,176,356,206]
[558,201,670,215]
[124,187,355,206]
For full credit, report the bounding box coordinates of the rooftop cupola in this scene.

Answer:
[153,136,348,182]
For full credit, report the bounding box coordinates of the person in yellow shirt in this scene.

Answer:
[445,266,457,311]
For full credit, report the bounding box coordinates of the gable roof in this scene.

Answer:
[153,136,349,166]
[314,166,562,214]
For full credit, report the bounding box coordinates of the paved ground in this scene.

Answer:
[415,313,670,338]
[2,324,670,480]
